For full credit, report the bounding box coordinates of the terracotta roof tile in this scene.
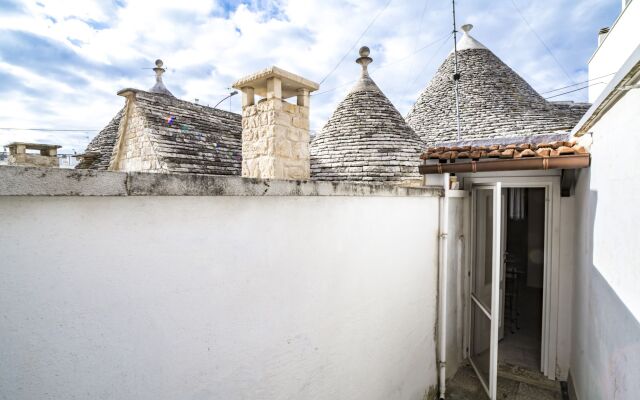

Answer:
[420,140,589,161]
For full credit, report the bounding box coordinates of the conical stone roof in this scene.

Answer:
[311,47,425,185]
[406,25,589,145]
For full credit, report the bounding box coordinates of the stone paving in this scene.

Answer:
[446,364,562,400]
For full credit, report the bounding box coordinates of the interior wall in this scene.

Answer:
[570,88,640,399]
[0,195,440,400]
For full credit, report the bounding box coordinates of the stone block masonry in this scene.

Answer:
[6,142,60,168]
[241,98,310,180]
[111,99,164,172]
[233,66,319,181]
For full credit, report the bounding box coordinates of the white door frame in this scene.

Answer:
[462,174,561,380]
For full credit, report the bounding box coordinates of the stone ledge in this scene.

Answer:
[0,166,442,197]
[0,166,127,196]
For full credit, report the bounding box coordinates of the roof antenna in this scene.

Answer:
[452,0,462,141]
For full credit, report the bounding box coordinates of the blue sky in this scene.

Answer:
[0,0,622,154]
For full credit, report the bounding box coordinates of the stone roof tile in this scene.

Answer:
[76,108,124,170]
[310,47,425,184]
[406,26,590,146]
[78,90,242,175]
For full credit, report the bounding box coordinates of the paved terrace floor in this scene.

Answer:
[447,363,564,400]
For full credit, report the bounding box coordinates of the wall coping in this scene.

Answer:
[0,166,442,197]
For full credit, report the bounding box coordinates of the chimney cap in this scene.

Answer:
[6,142,61,150]
[232,66,319,99]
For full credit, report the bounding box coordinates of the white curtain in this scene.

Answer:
[509,188,526,220]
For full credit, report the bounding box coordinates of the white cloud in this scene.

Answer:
[0,0,622,153]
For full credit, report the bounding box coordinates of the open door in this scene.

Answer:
[469,182,503,399]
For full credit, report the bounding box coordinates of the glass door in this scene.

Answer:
[469,182,502,399]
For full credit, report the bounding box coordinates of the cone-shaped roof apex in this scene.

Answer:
[455,24,488,51]
[310,47,425,185]
[406,25,589,145]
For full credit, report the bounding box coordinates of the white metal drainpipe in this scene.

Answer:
[456,235,465,365]
[438,172,450,399]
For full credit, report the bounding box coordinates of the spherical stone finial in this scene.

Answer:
[155,59,164,68]
[356,45,373,72]
[461,24,473,33]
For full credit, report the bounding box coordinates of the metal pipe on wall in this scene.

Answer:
[438,173,450,399]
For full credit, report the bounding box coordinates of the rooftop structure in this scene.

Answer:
[232,66,319,180]
[76,109,125,170]
[6,142,61,168]
[77,60,242,175]
[310,47,425,185]
[406,25,590,145]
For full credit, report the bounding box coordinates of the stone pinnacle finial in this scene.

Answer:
[356,46,373,76]
[153,59,165,82]
[454,24,487,52]
[149,58,174,97]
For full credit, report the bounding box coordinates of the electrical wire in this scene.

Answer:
[0,127,99,132]
[509,0,574,84]
[416,0,429,49]
[544,82,605,99]
[540,72,615,94]
[410,32,453,86]
[318,0,393,85]
[313,32,452,97]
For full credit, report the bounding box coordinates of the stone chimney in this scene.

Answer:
[6,142,60,168]
[232,66,319,180]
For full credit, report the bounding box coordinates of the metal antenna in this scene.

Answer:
[452,0,462,141]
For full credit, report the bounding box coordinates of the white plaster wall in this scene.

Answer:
[0,195,440,400]
[571,88,640,399]
[588,0,639,102]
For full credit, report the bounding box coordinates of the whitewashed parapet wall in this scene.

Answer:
[233,66,319,180]
[0,166,442,400]
[569,43,640,400]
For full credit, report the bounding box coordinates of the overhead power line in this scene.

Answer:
[318,0,393,85]
[0,127,99,132]
[416,0,430,49]
[313,32,452,97]
[544,82,605,99]
[410,32,453,87]
[509,0,574,84]
[540,72,616,94]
